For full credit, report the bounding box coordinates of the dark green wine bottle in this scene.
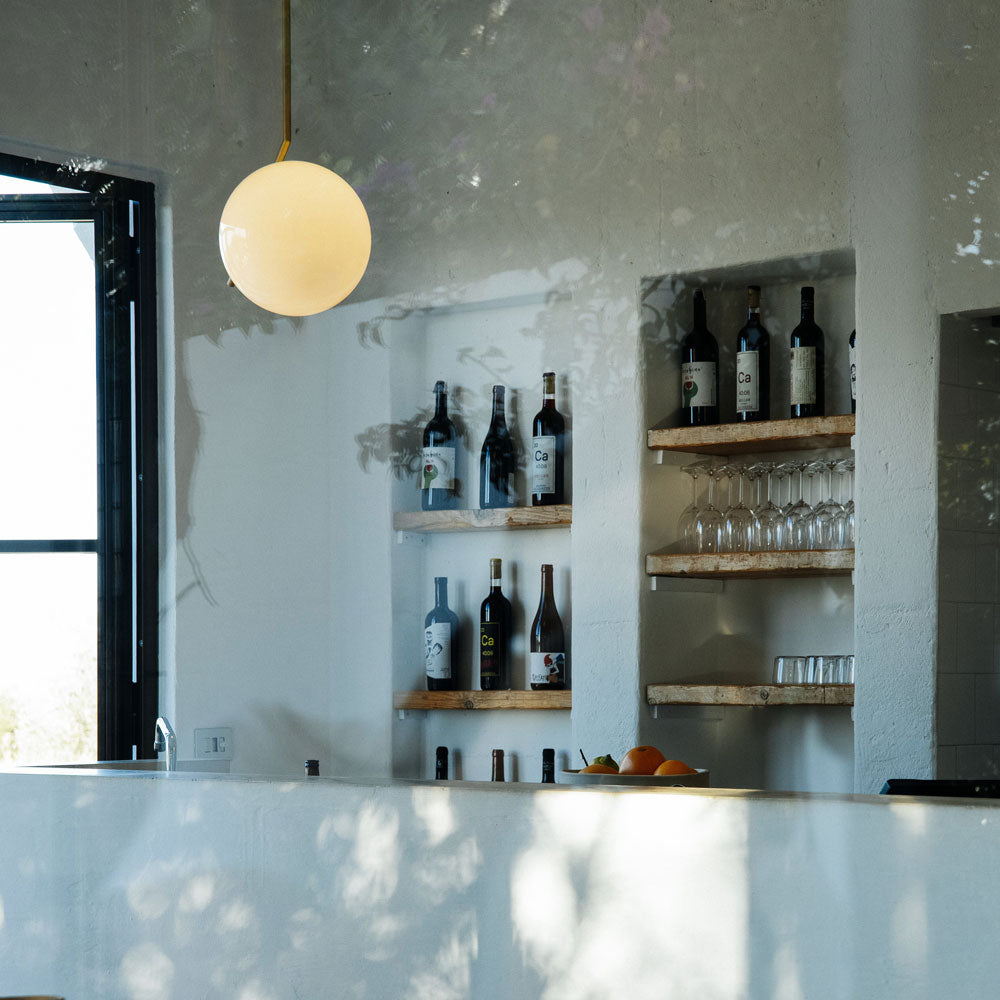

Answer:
[479,557,512,690]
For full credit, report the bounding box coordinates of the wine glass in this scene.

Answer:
[750,462,784,551]
[810,460,844,549]
[693,465,723,553]
[677,461,710,552]
[722,463,754,552]
[785,461,813,550]
[836,458,855,548]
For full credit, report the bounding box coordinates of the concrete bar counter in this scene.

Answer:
[1,769,997,999]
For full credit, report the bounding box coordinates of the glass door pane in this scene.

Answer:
[0,553,97,764]
[0,220,97,540]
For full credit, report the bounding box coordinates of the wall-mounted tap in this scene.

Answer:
[152,717,177,772]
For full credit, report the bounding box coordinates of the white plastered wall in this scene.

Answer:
[0,0,998,790]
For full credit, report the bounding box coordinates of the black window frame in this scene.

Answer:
[0,150,158,762]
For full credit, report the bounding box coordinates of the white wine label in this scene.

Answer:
[531,435,556,494]
[420,446,455,491]
[681,362,717,408]
[790,347,817,405]
[850,345,857,401]
[530,651,565,686]
[736,351,760,413]
[425,622,452,679]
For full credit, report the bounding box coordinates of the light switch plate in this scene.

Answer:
[194,727,233,760]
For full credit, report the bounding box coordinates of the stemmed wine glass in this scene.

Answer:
[722,463,754,552]
[693,465,723,553]
[834,458,855,548]
[810,460,845,549]
[750,462,784,551]
[784,461,813,550]
[678,461,711,552]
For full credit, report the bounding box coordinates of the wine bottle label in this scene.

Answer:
[420,446,455,491]
[850,345,857,401]
[680,362,717,408]
[531,435,556,494]
[480,622,500,680]
[736,351,759,413]
[789,347,817,405]
[424,622,452,679]
[530,651,565,686]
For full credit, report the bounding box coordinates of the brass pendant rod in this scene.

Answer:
[276,0,291,162]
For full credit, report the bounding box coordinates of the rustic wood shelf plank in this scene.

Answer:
[393,690,572,711]
[647,414,855,456]
[645,549,854,579]
[647,683,854,707]
[393,505,572,533]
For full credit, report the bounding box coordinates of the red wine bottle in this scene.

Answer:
[435,746,449,780]
[679,289,719,426]
[735,285,770,422]
[420,380,460,510]
[789,287,825,418]
[480,384,516,508]
[491,748,505,781]
[531,372,566,505]
[530,564,567,690]
[479,557,512,690]
[425,576,459,691]
[849,328,856,414]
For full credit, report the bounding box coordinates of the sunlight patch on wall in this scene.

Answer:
[407,910,478,1000]
[411,785,457,844]
[120,941,174,1000]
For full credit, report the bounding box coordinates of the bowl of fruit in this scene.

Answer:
[560,746,708,787]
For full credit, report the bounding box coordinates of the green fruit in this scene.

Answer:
[593,754,619,771]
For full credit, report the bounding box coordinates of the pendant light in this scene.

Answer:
[219,0,371,316]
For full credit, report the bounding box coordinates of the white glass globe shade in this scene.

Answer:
[219,159,372,316]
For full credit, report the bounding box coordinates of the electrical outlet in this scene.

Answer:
[194,727,233,760]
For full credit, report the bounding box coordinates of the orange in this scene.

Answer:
[580,763,618,774]
[654,759,697,776]
[619,746,666,775]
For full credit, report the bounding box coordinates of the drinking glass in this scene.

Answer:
[810,460,845,549]
[836,459,855,548]
[750,462,784,551]
[678,461,711,552]
[722,463,754,553]
[693,465,723,553]
[785,461,813,550]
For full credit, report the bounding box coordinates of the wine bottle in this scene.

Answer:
[531,372,566,505]
[789,287,825,418]
[425,576,459,691]
[735,285,770,422]
[849,328,856,414]
[420,380,460,510]
[479,557,512,690]
[541,748,555,784]
[491,748,505,782]
[530,564,567,690]
[679,288,719,426]
[435,746,449,780]
[480,384,516,508]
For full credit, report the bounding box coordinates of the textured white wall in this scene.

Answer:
[1,0,999,788]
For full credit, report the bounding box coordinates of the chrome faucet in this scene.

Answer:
[153,716,177,772]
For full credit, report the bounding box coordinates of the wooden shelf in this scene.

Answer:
[647,414,855,456]
[393,504,572,533]
[646,548,854,579]
[393,690,572,711]
[647,683,854,707]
